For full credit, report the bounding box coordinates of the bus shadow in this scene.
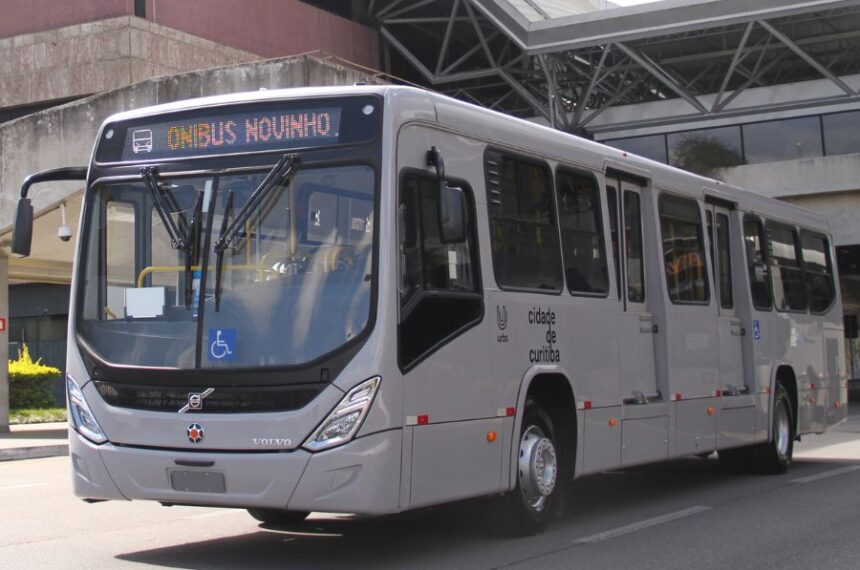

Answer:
[116,456,860,569]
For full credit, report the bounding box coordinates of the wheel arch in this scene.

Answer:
[770,363,799,438]
[507,365,578,491]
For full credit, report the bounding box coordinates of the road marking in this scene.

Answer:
[0,483,49,491]
[790,465,860,484]
[574,506,711,544]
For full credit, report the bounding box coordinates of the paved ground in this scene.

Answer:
[2,410,860,569]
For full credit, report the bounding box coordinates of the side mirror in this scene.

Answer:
[427,146,466,243]
[439,182,466,243]
[12,198,34,257]
[10,166,88,258]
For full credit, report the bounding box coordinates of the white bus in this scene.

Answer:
[11,85,847,534]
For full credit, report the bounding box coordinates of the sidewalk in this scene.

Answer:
[0,422,68,462]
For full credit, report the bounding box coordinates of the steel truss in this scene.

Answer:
[365,0,860,134]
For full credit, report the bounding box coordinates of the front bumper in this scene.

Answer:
[70,427,402,514]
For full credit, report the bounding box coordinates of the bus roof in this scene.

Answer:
[102,84,830,233]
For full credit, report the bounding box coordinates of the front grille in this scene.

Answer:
[94,381,322,413]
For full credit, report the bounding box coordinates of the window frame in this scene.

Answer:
[484,147,564,295]
[766,220,808,314]
[397,168,484,372]
[658,192,711,306]
[554,165,610,298]
[800,229,836,315]
[742,214,773,311]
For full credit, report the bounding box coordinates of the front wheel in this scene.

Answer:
[500,403,562,535]
[247,508,310,526]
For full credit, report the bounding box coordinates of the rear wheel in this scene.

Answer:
[718,382,794,474]
[247,508,310,526]
[750,383,794,474]
[500,403,562,536]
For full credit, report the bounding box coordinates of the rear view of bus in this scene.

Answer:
[54,89,399,523]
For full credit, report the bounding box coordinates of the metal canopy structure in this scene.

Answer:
[365,0,860,134]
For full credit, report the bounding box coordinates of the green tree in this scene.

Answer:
[671,134,744,178]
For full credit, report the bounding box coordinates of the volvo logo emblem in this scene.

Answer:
[178,388,215,414]
[187,423,205,444]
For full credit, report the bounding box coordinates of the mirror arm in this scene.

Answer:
[20,166,87,198]
[426,146,445,180]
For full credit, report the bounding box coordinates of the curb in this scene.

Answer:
[0,444,69,462]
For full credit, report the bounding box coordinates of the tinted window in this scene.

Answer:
[624,191,645,303]
[716,213,734,309]
[743,117,823,163]
[486,152,562,291]
[743,216,772,310]
[399,173,481,369]
[607,186,621,299]
[668,126,744,176]
[823,111,860,156]
[659,195,709,304]
[556,170,608,295]
[768,223,807,312]
[604,135,667,163]
[801,231,835,314]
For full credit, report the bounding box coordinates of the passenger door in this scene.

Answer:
[707,204,757,448]
[608,178,667,467]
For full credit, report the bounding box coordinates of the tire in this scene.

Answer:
[719,382,794,475]
[749,382,794,474]
[247,508,310,526]
[500,402,562,536]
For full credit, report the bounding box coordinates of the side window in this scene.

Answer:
[623,190,645,303]
[398,172,481,369]
[743,215,772,310]
[716,213,734,309]
[801,231,835,314]
[607,186,621,299]
[767,223,807,312]
[556,169,608,295]
[486,151,562,292]
[105,201,137,320]
[659,194,709,304]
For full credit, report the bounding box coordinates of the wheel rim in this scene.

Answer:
[775,400,791,458]
[518,425,557,512]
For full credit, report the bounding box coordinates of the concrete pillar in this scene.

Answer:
[0,253,9,432]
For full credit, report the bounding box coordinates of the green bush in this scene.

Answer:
[8,345,60,409]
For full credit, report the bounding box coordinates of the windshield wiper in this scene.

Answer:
[213,153,300,311]
[184,191,204,308]
[141,166,188,251]
[214,191,233,312]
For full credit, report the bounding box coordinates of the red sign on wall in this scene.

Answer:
[0,318,5,332]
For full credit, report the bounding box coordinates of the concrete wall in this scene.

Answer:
[146,0,380,69]
[0,16,259,109]
[0,53,386,231]
[720,153,860,199]
[1,0,379,72]
[780,192,860,248]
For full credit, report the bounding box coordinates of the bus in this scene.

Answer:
[11,85,848,535]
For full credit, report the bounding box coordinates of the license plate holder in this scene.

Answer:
[169,470,226,493]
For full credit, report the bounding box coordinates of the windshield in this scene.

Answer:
[78,164,375,369]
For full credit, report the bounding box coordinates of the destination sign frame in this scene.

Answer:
[95,96,380,164]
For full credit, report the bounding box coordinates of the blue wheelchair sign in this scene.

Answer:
[753,320,761,340]
[208,328,236,361]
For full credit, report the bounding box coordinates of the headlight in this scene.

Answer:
[303,376,380,451]
[67,375,107,444]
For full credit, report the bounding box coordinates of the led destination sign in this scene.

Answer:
[118,107,342,161]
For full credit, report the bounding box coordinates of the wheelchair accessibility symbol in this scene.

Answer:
[208,328,236,361]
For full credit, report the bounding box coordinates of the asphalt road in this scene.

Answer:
[3,413,860,570]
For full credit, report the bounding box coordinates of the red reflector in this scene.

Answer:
[675,393,683,401]
[715,390,722,397]
[417,415,429,425]
[506,407,516,417]
[583,400,592,410]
